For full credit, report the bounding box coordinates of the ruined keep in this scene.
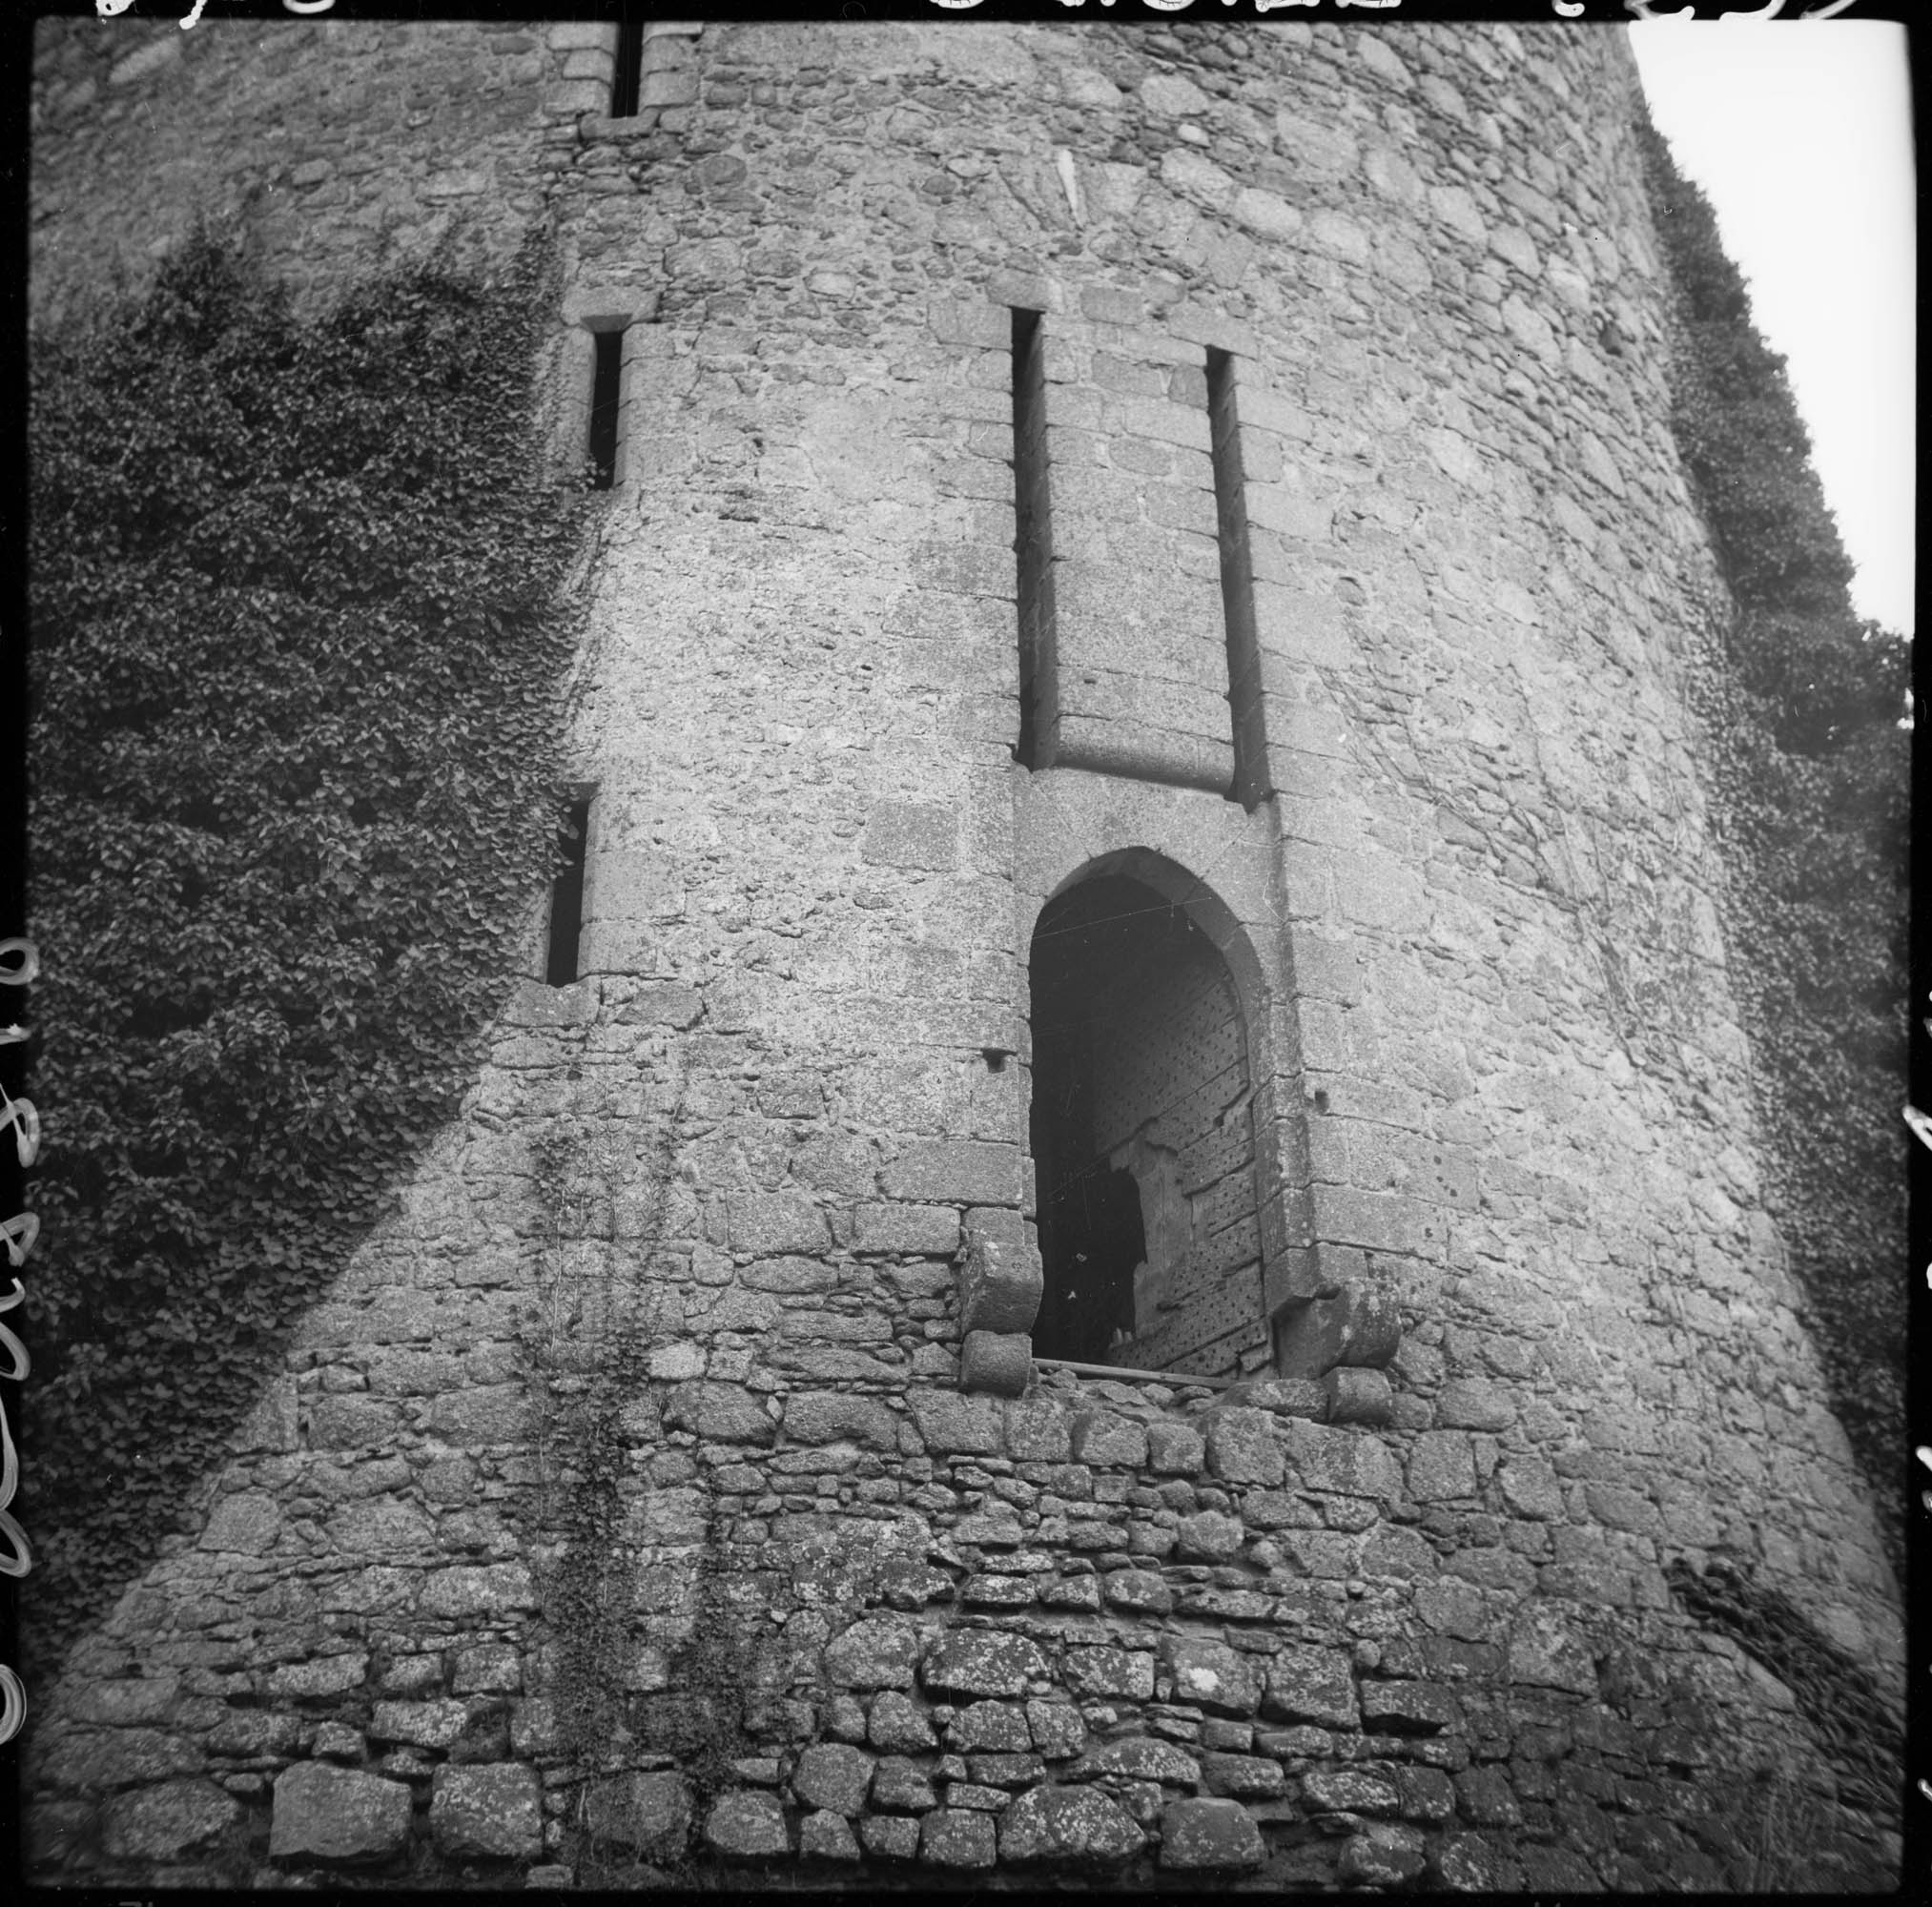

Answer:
[25,13,1905,1893]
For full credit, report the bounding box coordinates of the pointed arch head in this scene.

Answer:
[1029,846,1269,1030]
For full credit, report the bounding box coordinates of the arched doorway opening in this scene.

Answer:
[1028,871,1264,1376]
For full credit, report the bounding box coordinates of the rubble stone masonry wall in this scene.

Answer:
[26,14,1903,1892]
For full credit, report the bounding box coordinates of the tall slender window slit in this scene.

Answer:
[611,16,645,119]
[588,329,626,490]
[1011,307,1057,769]
[1206,348,1265,809]
[545,798,592,986]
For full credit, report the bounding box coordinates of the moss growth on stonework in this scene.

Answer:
[521,1094,752,1883]
[25,233,587,1677]
[1666,1558,1901,1835]
[1639,125,1909,1562]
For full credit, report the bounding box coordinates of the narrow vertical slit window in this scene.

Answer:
[587,327,627,490]
[1207,347,1265,809]
[1011,307,1057,769]
[611,14,646,119]
[545,798,592,987]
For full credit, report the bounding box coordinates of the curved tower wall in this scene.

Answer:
[27,16,1901,1892]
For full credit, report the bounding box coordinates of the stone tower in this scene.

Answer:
[26,13,1902,1891]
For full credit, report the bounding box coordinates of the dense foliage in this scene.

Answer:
[1640,128,1909,1550]
[27,236,586,1671]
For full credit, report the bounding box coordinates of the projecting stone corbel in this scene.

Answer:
[1322,1366,1394,1425]
[1271,1281,1402,1426]
[1261,1241,1342,1313]
[960,1330,1033,1397]
[956,1234,1041,1397]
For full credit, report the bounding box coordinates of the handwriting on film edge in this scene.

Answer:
[1,936,39,1747]
[96,0,1874,25]
[97,0,339,20]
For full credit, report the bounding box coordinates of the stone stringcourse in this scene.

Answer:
[24,10,1902,1894]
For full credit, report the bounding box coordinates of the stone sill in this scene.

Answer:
[1036,1356,1236,1392]
[577,114,663,143]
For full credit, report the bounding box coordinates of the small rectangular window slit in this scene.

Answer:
[545,798,592,987]
[1011,307,1058,769]
[611,16,645,120]
[1207,348,1266,810]
[587,329,626,490]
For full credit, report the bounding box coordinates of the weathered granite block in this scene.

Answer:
[921,1806,997,1868]
[951,1698,1032,1751]
[872,1756,939,1813]
[101,1780,242,1861]
[1161,1636,1264,1717]
[960,1329,1033,1397]
[791,1742,874,1816]
[1026,1698,1088,1760]
[1063,1646,1156,1700]
[267,1653,369,1701]
[868,1691,938,1753]
[1274,1284,1402,1378]
[1281,1418,1401,1499]
[704,1789,791,1858]
[370,1700,470,1750]
[1101,1569,1174,1614]
[1145,1421,1204,1473]
[824,1616,923,1691]
[429,1763,543,1859]
[956,1235,1043,1335]
[583,1771,693,1856]
[907,1389,1006,1454]
[1220,1378,1327,1419]
[1300,1766,1403,1816]
[1160,1795,1266,1869]
[1069,1737,1201,1786]
[1070,1409,1148,1466]
[783,1390,897,1449]
[1358,1679,1459,1735]
[998,1785,1143,1865]
[1323,1366,1393,1425]
[664,1381,777,1446]
[1263,1645,1360,1730]
[1339,1820,1428,1884]
[269,1763,413,1864]
[1202,1406,1286,1486]
[799,1809,861,1860]
[1200,1752,1286,1799]
[860,1814,921,1859]
[922,1630,1050,1698]
[72,1675,183,1726]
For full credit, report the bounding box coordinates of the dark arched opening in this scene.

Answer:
[1028,871,1263,1375]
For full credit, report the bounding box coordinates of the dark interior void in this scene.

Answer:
[588,330,624,489]
[1029,873,1255,1368]
[611,15,645,119]
[545,799,591,986]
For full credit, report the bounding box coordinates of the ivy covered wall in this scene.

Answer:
[1638,125,1910,1558]
[26,236,588,1677]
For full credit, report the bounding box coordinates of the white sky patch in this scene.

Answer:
[1630,20,1915,636]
